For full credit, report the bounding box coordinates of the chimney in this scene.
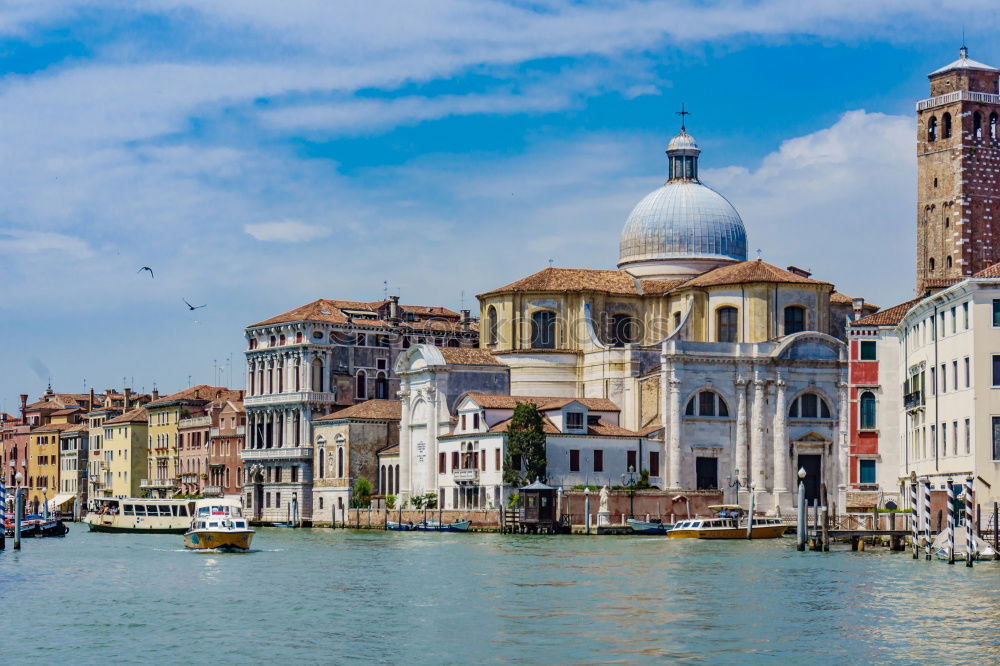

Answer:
[19,394,27,425]
[89,388,95,412]
[852,297,866,320]
[239,390,245,400]
[151,388,159,401]
[460,309,471,333]
[124,388,132,411]
[389,295,400,322]
[786,265,812,278]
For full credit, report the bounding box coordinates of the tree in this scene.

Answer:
[422,492,438,509]
[503,402,547,487]
[350,477,373,508]
[385,494,397,510]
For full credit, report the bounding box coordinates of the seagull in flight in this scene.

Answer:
[183,298,207,311]
[137,266,154,278]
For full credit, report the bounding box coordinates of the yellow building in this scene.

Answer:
[87,407,119,499]
[143,385,226,498]
[27,422,71,513]
[103,406,149,498]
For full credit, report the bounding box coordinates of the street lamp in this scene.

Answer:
[621,465,637,519]
[796,467,807,551]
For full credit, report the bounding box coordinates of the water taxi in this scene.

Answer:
[667,505,787,539]
[183,499,254,551]
[82,497,195,534]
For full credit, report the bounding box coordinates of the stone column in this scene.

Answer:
[303,352,313,392]
[659,345,669,482]
[750,373,766,491]
[772,376,788,508]
[837,381,849,502]
[398,386,411,500]
[426,385,439,495]
[667,365,682,489]
[734,377,748,496]
[247,359,254,396]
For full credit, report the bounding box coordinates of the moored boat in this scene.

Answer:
[83,498,195,534]
[668,505,786,539]
[627,518,672,535]
[184,499,254,552]
[386,520,415,531]
[412,520,471,532]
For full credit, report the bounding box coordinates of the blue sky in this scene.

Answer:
[0,1,997,411]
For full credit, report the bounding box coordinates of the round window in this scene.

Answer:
[312,330,323,339]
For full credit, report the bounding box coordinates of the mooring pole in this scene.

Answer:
[910,481,919,559]
[821,485,830,552]
[994,502,1000,561]
[964,477,974,568]
[0,478,6,551]
[946,479,956,565]
[14,488,23,550]
[584,492,591,535]
[921,477,932,560]
[796,478,806,551]
[746,490,755,540]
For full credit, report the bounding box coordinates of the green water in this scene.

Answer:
[1,527,997,664]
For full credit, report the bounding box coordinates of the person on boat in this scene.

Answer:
[718,509,728,518]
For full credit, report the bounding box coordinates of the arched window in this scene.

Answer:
[318,448,325,479]
[946,256,953,269]
[447,338,460,347]
[294,362,300,392]
[277,363,284,393]
[269,335,276,347]
[929,257,936,272]
[531,310,556,349]
[788,392,832,419]
[684,390,730,417]
[927,116,937,142]
[784,306,805,335]
[974,111,983,140]
[942,112,952,139]
[249,372,255,396]
[380,465,386,493]
[311,358,323,392]
[375,372,388,399]
[394,465,399,493]
[225,468,230,488]
[356,371,367,400]
[387,465,394,494]
[716,306,738,343]
[991,112,998,140]
[487,306,498,346]
[337,448,344,478]
[610,313,638,347]
[279,334,286,345]
[859,391,877,430]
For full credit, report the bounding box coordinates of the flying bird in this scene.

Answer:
[138,266,154,278]
[183,298,207,311]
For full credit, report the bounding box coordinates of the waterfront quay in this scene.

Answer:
[2,528,997,665]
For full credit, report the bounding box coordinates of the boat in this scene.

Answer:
[627,518,672,535]
[34,518,69,537]
[183,499,254,551]
[4,515,38,538]
[667,505,787,539]
[82,498,196,534]
[386,520,416,531]
[931,530,998,561]
[412,520,471,532]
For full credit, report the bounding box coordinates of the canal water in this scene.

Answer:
[1,528,997,664]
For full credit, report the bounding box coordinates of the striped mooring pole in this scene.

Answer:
[910,481,919,559]
[964,476,975,568]
[0,477,5,551]
[921,477,932,561]
[946,479,956,565]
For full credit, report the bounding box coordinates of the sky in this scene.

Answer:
[1,0,998,412]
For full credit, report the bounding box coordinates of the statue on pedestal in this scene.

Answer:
[597,485,611,526]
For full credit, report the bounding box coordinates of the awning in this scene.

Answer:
[48,493,76,509]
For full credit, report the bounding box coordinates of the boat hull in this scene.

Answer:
[627,519,672,535]
[668,525,787,539]
[412,521,471,532]
[85,520,188,534]
[184,530,254,551]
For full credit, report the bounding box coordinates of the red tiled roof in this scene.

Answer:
[681,259,832,289]
[146,385,231,407]
[465,393,620,412]
[249,298,461,328]
[314,399,402,422]
[478,267,646,297]
[378,445,400,456]
[974,262,1000,278]
[32,422,76,434]
[587,420,642,437]
[105,406,149,425]
[488,416,561,434]
[438,347,504,366]
[852,298,923,327]
[25,393,90,410]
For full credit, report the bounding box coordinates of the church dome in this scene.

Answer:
[618,129,747,278]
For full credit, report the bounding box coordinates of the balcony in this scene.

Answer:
[453,468,480,484]
[241,447,314,462]
[141,478,177,489]
[203,485,223,497]
[236,425,245,436]
[210,427,220,437]
[243,391,337,407]
[179,415,211,429]
[904,391,924,411]
[916,89,1000,111]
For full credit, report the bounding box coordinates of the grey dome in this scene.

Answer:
[667,132,699,152]
[618,180,747,266]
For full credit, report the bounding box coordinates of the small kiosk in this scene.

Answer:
[519,479,559,534]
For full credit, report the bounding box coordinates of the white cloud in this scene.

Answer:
[244,220,332,243]
[0,229,93,257]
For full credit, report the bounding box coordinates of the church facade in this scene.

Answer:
[477,125,872,513]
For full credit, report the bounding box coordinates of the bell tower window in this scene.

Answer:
[927,116,937,142]
[942,112,952,139]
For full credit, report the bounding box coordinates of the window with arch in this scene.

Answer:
[277,363,284,393]
[788,392,832,419]
[929,257,935,272]
[942,112,952,139]
[487,306,498,346]
[279,334,286,345]
[311,358,323,392]
[991,112,999,140]
[946,256,953,269]
[684,390,730,417]
[927,116,937,142]
[447,338,460,347]
[337,447,344,478]
[784,306,805,335]
[531,310,556,349]
[716,306,738,343]
[859,391,876,430]
[355,371,367,400]
[318,448,325,478]
[974,111,983,140]
[269,335,276,347]
[609,313,638,347]
[294,362,300,392]
[375,372,388,399]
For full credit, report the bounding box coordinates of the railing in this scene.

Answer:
[241,447,314,461]
[904,391,924,410]
[178,415,212,428]
[243,391,337,407]
[453,468,480,484]
[140,478,177,489]
[203,485,223,497]
[916,90,1000,111]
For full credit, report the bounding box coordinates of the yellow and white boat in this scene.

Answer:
[83,498,196,534]
[183,499,254,551]
[667,505,787,539]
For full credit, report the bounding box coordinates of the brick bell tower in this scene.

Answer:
[916,47,1000,294]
